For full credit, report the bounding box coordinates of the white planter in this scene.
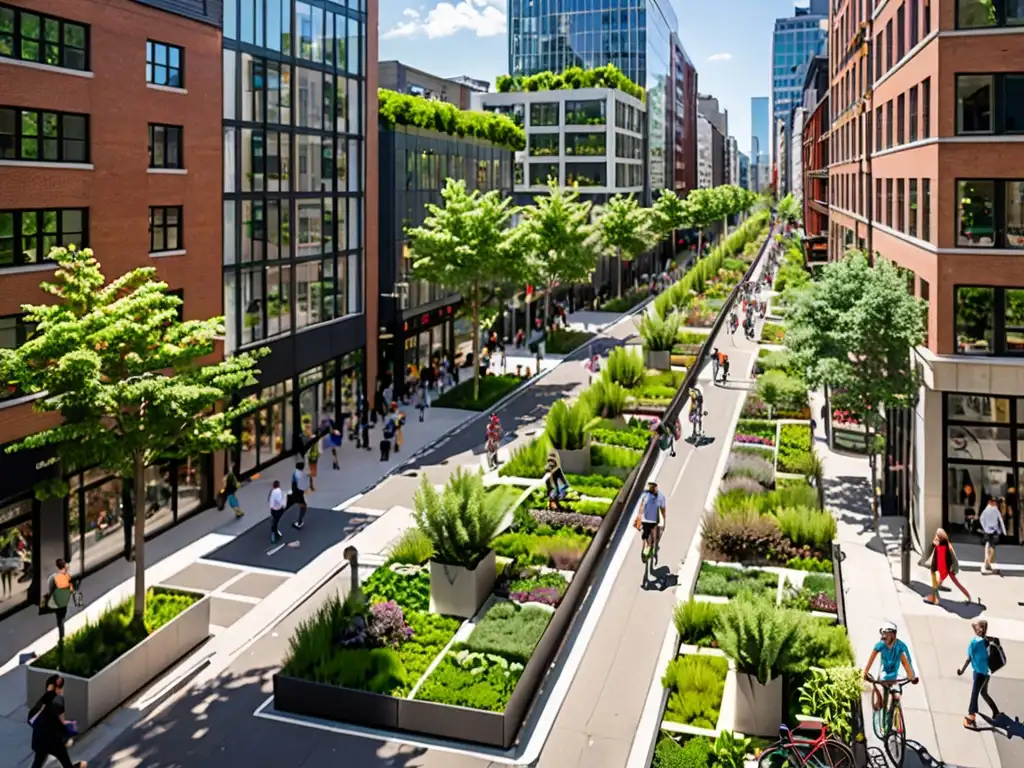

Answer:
[732,673,784,737]
[429,550,497,619]
[26,592,210,732]
[645,350,671,370]
[556,443,591,475]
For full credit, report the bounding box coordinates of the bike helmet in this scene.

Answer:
[879,621,898,634]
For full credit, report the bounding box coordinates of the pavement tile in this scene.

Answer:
[933,711,995,768]
[535,726,588,768]
[209,597,254,629]
[159,562,242,592]
[221,572,289,599]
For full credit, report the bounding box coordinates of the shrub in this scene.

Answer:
[777,424,813,474]
[786,555,833,573]
[776,507,837,551]
[603,346,646,389]
[362,565,431,611]
[466,601,552,663]
[581,377,630,419]
[529,508,603,532]
[756,371,808,418]
[378,89,526,150]
[712,731,753,768]
[713,596,806,684]
[386,528,434,565]
[367,601,414,648]
[696,563,779,599]
[701,509,786,563]
[725,453,775,488]
[592,442,643,468]
[731,444,776,459]
[653,735,714,768]
[734,433,774,446]
[638,310,682,352]
[545,329,594,354]
[491,529,592,568]
[414,649,523,711]
[798,667,864,743]
[497,63,645,101]
[673,599,720,647]
[677,330,709,346]
[413,468,503,568]
[662,655,729,729]
[545,398,598,450]
[741,393,771,419]
[736,419,777,440]
[718,475,767,496]
[760,323,786,344]
[759,349,798,375]
[791,619,856,672]
[431,374,522,410]
[499,436,549,478]
[590,427,649,450]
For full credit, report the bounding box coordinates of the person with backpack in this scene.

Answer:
[290,461,309,530]
[959,618,1002,728]
[380,411,396,461]
[41,560,75,645]
[220,466,244,518]
[27,674,86,768]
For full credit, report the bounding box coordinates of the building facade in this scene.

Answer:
[505,0,676,195]
[379,60,477,109]
[378,122,512,385]
[0,0,222,618]
[670,33,698,197]
[791,106,805,203]
[727,136,740,187]
[826,0,1024,550]
[697,114,713,189]
[739,151,750,190]
[222,0,376,479]
[801,53,829,257]
[775,117,789,194]
[751,95,770,191]
[698,93,728,138]
[772,0,828,150]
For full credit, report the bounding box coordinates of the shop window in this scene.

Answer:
[956,75,993,134]
[949,394,1010,422]
[955,286,994,353]
[175,458,204,520]
[948,425,1011,462]
[957,180,995,246]
[79,476,122,574]
[0,499,33,613]
[946,464,1011,530]
[143,464,174,536]
[1006,289,1024,351]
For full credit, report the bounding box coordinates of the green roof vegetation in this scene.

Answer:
[378,89,526,151]
[495,65,645,102]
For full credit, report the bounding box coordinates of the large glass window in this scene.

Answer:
[948,425,1012,463]
[146,40,183,87]
[949,395,1010,422]
[0,107,87,163]
[957,180,995,246]
[565,132,605,156]
[1007,181,1024,248]
[0,4,88,71]
[565,100,605,126]
[0,208,86,267]
[957,75,993,134]
[529,162,558,186]
[955,286,994,353]
[530,102,558,127]
[528,132,558,156]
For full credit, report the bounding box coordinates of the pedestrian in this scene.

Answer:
[27,674,86,768]
[980,497,1007,574]
[306,428,320,491]
[959,619,1001,728]
[220,466,244,518]
[499,340,507,373]
[416,382,429,422]
[926,528,971,605]
[290,461,309,530]
[390,402,405,452]
[358,404,372,451]
[380,413,395,461]
[40,560,74,645]
[268,480,286,543]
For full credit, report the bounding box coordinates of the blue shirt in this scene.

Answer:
[968,636,990,675]
[641,490,666,523]
[873,639,914,680]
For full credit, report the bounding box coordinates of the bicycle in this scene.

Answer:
[867,676,910,767]
[757,720,855,768]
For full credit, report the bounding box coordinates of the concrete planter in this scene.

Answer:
[732,673,783,737]
[556,441,591,475]
[429,550,497,619]
[645,350,672,371]
[26,592,210,732]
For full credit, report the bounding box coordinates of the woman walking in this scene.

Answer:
[268,480,286,543]
[306,430,320,491]
[28,674,86,768]
[926,528,971,605]
[221,466,243,518]
[959,619,1001,728]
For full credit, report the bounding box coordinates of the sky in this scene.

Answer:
[378,1,808,157]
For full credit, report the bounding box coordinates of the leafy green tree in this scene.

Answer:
[682,187,725,258]
[407,179,522,400]
[785,251,926,527]
[518,181,602,328]
[596,194,657,297]
[0,247,266,616]
[651,189,688,264]
[776,193,802,229]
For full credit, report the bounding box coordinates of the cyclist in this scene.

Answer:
[864,621,919,712]
[715,350,729,385]
[688,387,705,439]
[635,480,667,579]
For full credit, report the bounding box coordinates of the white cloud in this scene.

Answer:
[708,52,733,62]
[383,0,507,41]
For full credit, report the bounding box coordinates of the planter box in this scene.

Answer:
[556,444,591,475]
[429,550,497,619]
[26,593,210,732]
[731,673,783,737]
[645,350,671,370]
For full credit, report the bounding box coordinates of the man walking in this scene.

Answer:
[980,497,1007,574]
[959,619,1001,728]
[290,461,309,530]
[268,480,286,543]
[41,560,75,645]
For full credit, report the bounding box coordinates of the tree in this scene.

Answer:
[785,251,926,528]
[517,180,602,330]
[0,246,266,617]
[596,194,656,297]
[776,193,802,230]
[407,179,521,400]
[651,189,688,266]
[682,187,724,258]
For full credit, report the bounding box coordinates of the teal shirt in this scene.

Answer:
[968,636,990,675]
[873,639,914,680]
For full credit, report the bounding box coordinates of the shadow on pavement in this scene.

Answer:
[903,581,986,619]
[976,712,1024,739]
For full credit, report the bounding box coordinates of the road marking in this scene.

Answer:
[266,543,286,557]
[669,447,696,499]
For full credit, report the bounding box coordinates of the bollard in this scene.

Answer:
[900,524,911,586]
[344,545,360,596]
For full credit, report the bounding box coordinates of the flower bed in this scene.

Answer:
[777,423,813,474]
[759,322,786,345]
[694,563,778,600]
[662,654,728,728]
[736,419,776,440]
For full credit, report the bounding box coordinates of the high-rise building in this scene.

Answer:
[222,0,377,478]
[739,151,750,191]
[775,117,789,195]
[507,0,677,196]
[790,106,805,203]
[698,94,728,139]
[826,0,1024,546]
[751,96,770,191]
[379,60,478,109]
[772,1,828,150]
[727,136,740,187]
[1,0,223,617]
[697,114,713,190]
[670,33,698,198]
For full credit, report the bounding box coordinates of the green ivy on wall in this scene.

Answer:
[378,89,526,151]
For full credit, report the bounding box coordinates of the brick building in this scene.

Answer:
[801,53,829,257]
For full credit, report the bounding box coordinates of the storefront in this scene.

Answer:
[942,393,1023,544]
[231,349,364,477]
[380,304,457,391]
[0,446,212,620]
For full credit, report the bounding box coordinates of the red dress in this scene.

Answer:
[936,541,950,580]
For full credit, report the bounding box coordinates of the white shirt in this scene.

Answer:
[269,487,285,510]
[292,469,309,492]
[980,504,1007,535]
[641,490,667,523]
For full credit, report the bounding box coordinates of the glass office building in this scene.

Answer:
[750,95,770,187]
[771,1,827,148]
[507,0,677,196]
[222,0,369,476]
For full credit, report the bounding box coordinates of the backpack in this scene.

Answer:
[383,419,396,439]
[986,637,1007,674]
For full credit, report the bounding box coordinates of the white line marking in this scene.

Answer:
[669,447,696,499]
[266,543,286,557]
[194,559,293,579]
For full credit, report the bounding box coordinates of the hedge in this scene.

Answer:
[495,64,645,102]
[378,89,526,151]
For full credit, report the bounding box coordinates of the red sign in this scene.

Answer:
[526,284,534,296]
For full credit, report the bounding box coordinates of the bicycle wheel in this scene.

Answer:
[813,740,856,768]
[872,705,886,740]
[756,742,798,768]
[885,703,906,768]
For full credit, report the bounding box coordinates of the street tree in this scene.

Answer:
[517,180,602,330]
[682,187,724,258]
[0,246,266,617]
[406,179,521,400]
[785,251,925,528]
[596,193,657,298]
[776,193,802,230]
[650,189,688,266]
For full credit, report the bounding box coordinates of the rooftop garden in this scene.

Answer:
[495,64,645,102]
[378,88,526,151]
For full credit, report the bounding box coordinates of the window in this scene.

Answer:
[530,102,558,127]
[923,178,931,242]
[874,33,883,84]
[957,75,993,134]
[875,106,883,149]
[529,132,559,156]
[1005,181,1024,248]
[909,179,919,238]
[876,178,882,223]
[922,78,931,138]
[920,278,930,344]
[897,94,905,144]
[885,21,893,71]
[886,100,893,148]
[1007,76,1024,132]
[909,86,918,142]
[897,3,906,60]
[885,179,893,227]
[148,124,182,169]
[910,0,920,46]
[146,40,183,87]
[149,206,182,252]
[0,5,88,71]
[0,208,86,267]
[0,107,87,163]
[956,286,994,353]
[0,314,36,349]
[897,179,906,231]
[957,180,996,246]
[957,0,998,27]
[924,0,932,32]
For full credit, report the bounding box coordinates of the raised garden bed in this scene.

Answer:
[759,322,786,345]
[662,654,729,728]
[433,374,523,411]
[695,563,778,600]
[777,423,813,474]
[545,329,595,355]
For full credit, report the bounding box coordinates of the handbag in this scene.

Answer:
[949,547,961,575]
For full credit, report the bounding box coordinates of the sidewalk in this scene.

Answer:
[812,390,1024,768]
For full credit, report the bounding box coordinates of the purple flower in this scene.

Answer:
[367,600,414,648]
[510,586,563,606]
